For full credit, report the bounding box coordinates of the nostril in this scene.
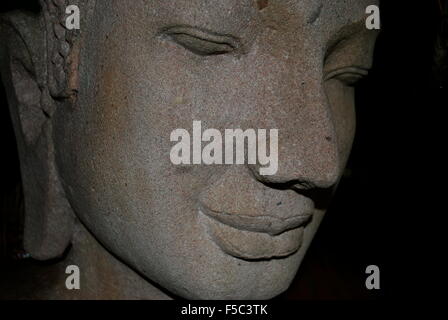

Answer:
[291,181,315,190]
[325,136,332,141]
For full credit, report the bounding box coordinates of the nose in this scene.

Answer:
[249,67,342,190]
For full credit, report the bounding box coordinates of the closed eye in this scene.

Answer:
[162,26,239,56]
[324,66,369,86]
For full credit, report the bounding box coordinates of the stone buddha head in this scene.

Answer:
[0,0,378,299]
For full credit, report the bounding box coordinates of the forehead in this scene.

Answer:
[93,0,378,38]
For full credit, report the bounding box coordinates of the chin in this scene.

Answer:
[143,243,305,300]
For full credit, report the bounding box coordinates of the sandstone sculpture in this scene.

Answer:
[0,0,378,299]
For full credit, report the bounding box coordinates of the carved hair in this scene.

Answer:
[39,0,93,100]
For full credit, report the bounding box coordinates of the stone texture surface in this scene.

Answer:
[0,0,378,299]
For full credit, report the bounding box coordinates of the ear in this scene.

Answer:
[0,11,75,260]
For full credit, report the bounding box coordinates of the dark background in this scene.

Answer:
[0,1,445,300]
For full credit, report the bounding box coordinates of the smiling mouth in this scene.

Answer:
[198,203,313,260]
[199,203,312,236]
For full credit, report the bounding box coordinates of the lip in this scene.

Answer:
[199,209,308,260]
[198,202,312,236]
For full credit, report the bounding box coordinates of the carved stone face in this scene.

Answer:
[4,0,378,299]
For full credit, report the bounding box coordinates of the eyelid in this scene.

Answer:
[161,26,240,55]
[324,66,369,81]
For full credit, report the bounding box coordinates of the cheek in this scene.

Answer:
[324,79,357,165]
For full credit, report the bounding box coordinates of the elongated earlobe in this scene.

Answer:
[0,12,75,260]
